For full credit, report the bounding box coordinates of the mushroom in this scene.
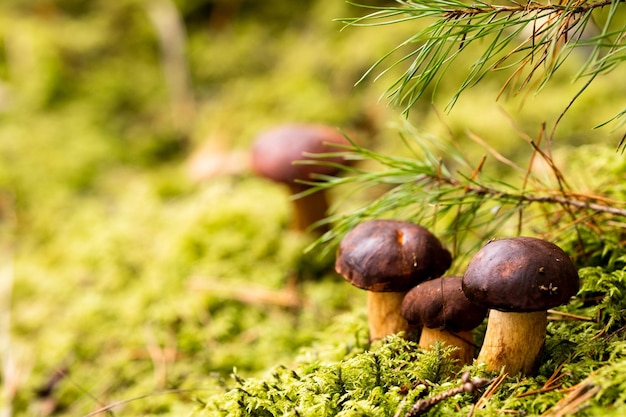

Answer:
[250,124,351,233]
[462,237,579,375]
[401,276,487,366]
[335,219,452,341]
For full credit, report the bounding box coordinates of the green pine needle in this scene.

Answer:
[344,0,626,129]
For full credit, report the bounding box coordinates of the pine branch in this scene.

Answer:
[442,0,619,19]
[438,177,626,218]
[346,0,626,131]
[403,371,493,417]
[306,123,626,261]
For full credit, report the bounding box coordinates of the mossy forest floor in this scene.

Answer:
[1,1,626,416]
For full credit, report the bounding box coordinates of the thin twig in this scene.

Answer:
[188,274,304,309]
[516,362,568,398]
[82,388,216,417]
[466,131,525,173]
[444,0,620,19]
[404,372,493,417]
[389,139,626,218]
[475,372,508,409]
[461,183,626,218]
[541,379,599,416]
[547,309,595,322]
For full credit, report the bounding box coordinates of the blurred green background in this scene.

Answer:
[0,0,624,416]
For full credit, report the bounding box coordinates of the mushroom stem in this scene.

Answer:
[367,291,414,341]
[419,328,476,366]
[477,310,547,375]
[288,185,329,233]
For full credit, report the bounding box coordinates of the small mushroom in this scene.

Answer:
[335,219,452,341]
[250,124,351,233]
[401,276,487,366]
[462,237,579,375]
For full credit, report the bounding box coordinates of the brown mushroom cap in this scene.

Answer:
[250,124,350,186]
[335,219,452,292]
[401,276,487,332]
[462,237,579,312]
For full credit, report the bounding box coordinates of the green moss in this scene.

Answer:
[2,0,626,416]
[199,334,462,417]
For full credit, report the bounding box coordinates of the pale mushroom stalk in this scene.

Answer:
[476,310,547,375]
[288,184,331,233]
[419,328,476,366]
[367,292,413,341]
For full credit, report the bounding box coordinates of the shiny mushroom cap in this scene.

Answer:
[250,124,350,186]
[335,219,452,292]
[401,276,487,332]
[462,237,579,312]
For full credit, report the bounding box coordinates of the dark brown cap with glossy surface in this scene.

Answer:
[462,237,579,312]
[401,276,487,332]
[250,124,350,186]
[335,219,452,292]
